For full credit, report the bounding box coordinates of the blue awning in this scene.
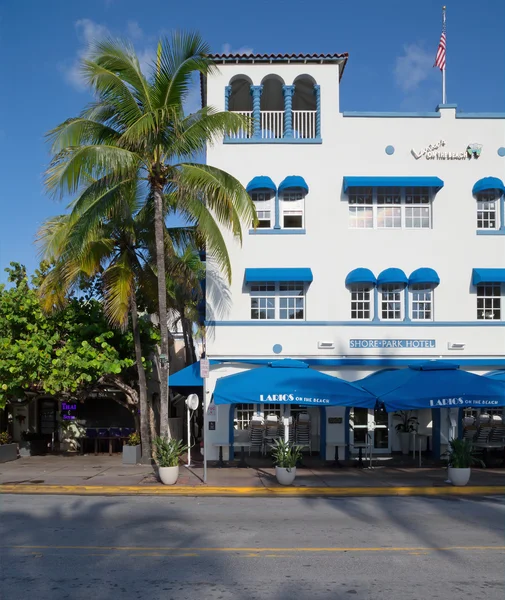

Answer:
[472,177,505,197]
[245,268,313,283]
[343,176,444,192]
[246,176,277,193]
[214,360,375,408]
[169,362,203,387]
[356,361,505,411]
[345,268,377,287]
[377,268,408,286]
[278,176,309,193]
[472,268,505,285]
[485,370,505,382]
[409,268,440,286]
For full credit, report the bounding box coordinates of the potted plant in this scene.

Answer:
[446,438,484,486]
[122,432,142,465]
[0,431,17,463]
[60,420,85,452]
[153,437,188,485]
[271,439,302,486]
[394,411,418,455]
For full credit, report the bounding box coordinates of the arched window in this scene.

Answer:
[292,75,318,139]
[260,75,285,139]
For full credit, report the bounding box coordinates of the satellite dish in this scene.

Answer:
[186,394,199,411]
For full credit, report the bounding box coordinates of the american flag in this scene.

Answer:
[434,14,447,70]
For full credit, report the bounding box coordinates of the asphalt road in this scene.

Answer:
[1,494,504,600]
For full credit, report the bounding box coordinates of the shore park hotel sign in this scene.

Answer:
[411,139,482,160]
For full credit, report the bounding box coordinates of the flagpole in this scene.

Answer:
[442,6,446,104]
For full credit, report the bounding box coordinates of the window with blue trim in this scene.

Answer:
[281,190,305,228]
[380,284,404,320]
[477,284,502,320]
[250,190,274,228]
[348,187,432,229]
[250,281,306,320]
[410,285,433,321]
[350,286,373,320]
[476,190,500,230]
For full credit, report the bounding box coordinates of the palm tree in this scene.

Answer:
[45,33,256,438]
[37,188,202,460]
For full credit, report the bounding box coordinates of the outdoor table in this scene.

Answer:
[233,441,252,468]
[353,443,371,469]
[474,441,505,467]
[327,443,343,468]
[213,443,231,468]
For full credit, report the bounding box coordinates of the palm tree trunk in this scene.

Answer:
[153,183,171,439]
[130,294,151,462]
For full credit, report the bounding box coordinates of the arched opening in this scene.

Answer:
[260,75,285,139]
[227,76,253,139]
[292,75,317,139]
[228,75,253,112]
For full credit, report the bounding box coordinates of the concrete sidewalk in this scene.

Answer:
[1,455,505,496]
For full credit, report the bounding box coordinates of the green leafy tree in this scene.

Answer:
[44,33,256,438]
[0,263,158,426]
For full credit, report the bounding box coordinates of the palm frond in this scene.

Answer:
[102,251,135,329]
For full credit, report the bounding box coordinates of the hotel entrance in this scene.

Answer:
[350,407,391,453]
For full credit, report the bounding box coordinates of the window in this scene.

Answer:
[350,286,372,320]
[250,282,275,320]
[250,281,306,320]
[405,187,431,228]
[348,187,373,228]
[380,284,403,320]
[279,282,305,320]
[281,191,304,228]
[377,187,401,229]
[477,284,501,320]
[476,191,499,230]
[410,285,433,321]
[348,187,432,229]
[234,404,256,430]
[251,191,274,228]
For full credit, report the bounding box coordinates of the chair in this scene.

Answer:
[248,417,264,455]
[295,414,311,455]
[263,415,280,455]
[490,425,505,443]
[463,427,477,441]
[121,427,132,437]
[474,426,492,444]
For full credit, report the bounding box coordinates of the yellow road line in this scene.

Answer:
[0,484,504,496]
[3,545,504,553]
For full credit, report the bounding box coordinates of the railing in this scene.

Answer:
[261,111,284,139]
[227,110,317,140]
[293,110,317,139]
[227,111,253,139]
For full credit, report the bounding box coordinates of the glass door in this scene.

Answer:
[350,407,391,453]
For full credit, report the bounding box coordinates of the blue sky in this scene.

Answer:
[1,0,504,282]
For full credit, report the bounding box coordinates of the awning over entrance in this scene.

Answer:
[343,176,444,192]
[357,361,505,412]
[213,359,376,408]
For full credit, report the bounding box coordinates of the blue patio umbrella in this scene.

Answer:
[485,370,505,382]
[213,359,376,408]
[357,361,505,412]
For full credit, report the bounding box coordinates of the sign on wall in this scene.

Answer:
[411,139,482,160]
[350,339,436,349]
[61,402,77,421]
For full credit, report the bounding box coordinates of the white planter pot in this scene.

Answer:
[159,465,179,485]
[399,432,411,455]
[448,467,471,486]
[275,466,296,486]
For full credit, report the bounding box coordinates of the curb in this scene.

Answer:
[1,484,504,497]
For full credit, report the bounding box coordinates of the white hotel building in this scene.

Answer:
[200,52,505,462]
